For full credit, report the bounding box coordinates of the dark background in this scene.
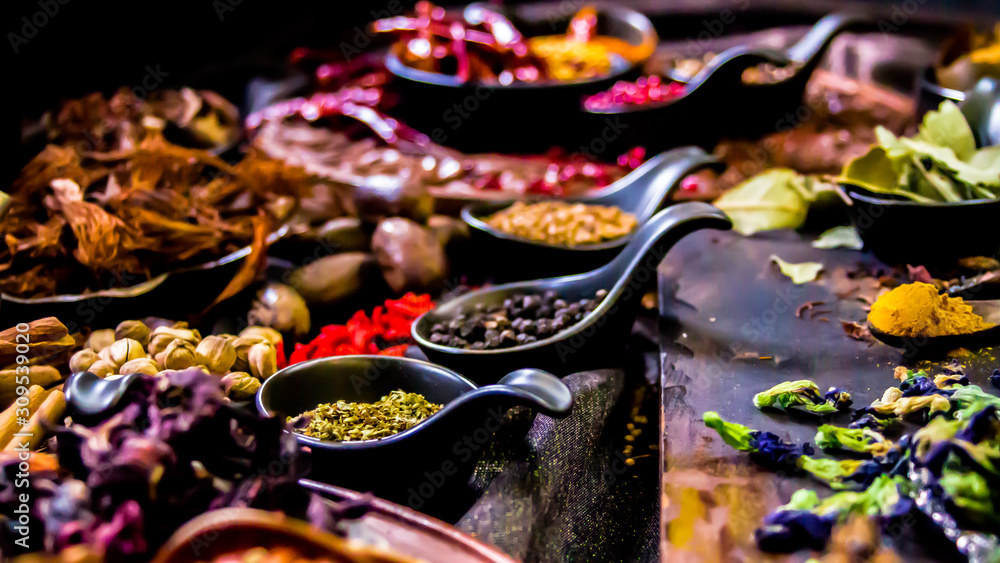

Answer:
[2,0,998,182]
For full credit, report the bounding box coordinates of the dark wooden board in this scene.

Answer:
[656,229,998,561]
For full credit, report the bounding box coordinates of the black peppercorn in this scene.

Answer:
[426,289,608,350]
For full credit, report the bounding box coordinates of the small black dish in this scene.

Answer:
[257,355,571,504]
[869,299,1000,354]
[582,12,865,153]
[460,146,723,280]
[414,201,732,383]
[843,184,1000,266]
[383,3,656,153]
[0,225,289,328]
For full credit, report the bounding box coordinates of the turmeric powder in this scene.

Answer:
[868,282,993,337]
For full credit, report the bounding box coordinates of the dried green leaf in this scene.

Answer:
[713,169,813,235]
[812,226,863,250]
[770,255,824,284]
[916,100,977,160]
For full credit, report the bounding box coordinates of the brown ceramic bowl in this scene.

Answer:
[152,502,518,563]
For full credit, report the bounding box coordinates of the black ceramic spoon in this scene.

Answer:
[868,300,1000,354]
[257,355,571,499]
[414,201,732,383]
[63,371,151,424]
[461,146,724,279]
[582,12,866,153]
[381,4,656,153]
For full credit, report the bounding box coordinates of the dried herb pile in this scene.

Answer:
[291,390,442,442]
[0,369,367,561]
[705,364,1000,558]
[33,87,240,153]
[1,133,311,298]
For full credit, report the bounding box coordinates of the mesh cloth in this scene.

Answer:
[456,321,661,563]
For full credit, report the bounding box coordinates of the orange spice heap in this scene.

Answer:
[868,282,993,338]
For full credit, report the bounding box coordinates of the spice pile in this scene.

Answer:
[288,293,434,364]
[1,132,310,298]
[839,101,1000,202]
[72,320,285,401]
[428,289,607,349]
[290,390,443,442]
[584,76,686,110]
[704,365,1000,555]
[249,87,633,201]
[28,87,240,154]
[0,369,363,561]
[485,201,637,246]
[373,3,650,84]
[868,282,993,338]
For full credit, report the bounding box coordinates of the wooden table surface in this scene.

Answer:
[656,229,997,562]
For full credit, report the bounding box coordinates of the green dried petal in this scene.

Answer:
[703,411,756,452]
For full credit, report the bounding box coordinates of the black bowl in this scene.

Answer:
[0,225,289,328]
[843,185,1000,265]
[383,3,656,153]
[257,355,571,507]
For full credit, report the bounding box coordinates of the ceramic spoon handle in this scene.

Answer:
[785,12,867,71]
[594,202,732,308]
[960,77,1000,148]
[583,147,724,220]
[443,369,573,419]
[492,368,573,417]
[682,47,787,96]
[684,12,865,97]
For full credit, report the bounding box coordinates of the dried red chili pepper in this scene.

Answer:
[288,293,434,365]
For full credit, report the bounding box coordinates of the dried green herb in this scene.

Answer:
[290,390,442,442]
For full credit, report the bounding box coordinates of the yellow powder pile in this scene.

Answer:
[868,282,993,337]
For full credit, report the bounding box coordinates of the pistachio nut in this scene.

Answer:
[87,360,117,379]
[238,326,283,346]
[194,336,237,374]
[87,329,115,352]
[247,341,278,380]
[158,339,197,370]
[221,371,261,401]
[230,335,265,372]
[69,349,99,373]
[108,338,146,368]
[114,320,151,349]
[119,358,161,376]
[148,326,201,356]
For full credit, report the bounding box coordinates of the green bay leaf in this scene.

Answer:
[713,169,812,235]
[916,100,977,161]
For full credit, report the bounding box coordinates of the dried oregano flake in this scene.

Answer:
[290,390,442,442]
